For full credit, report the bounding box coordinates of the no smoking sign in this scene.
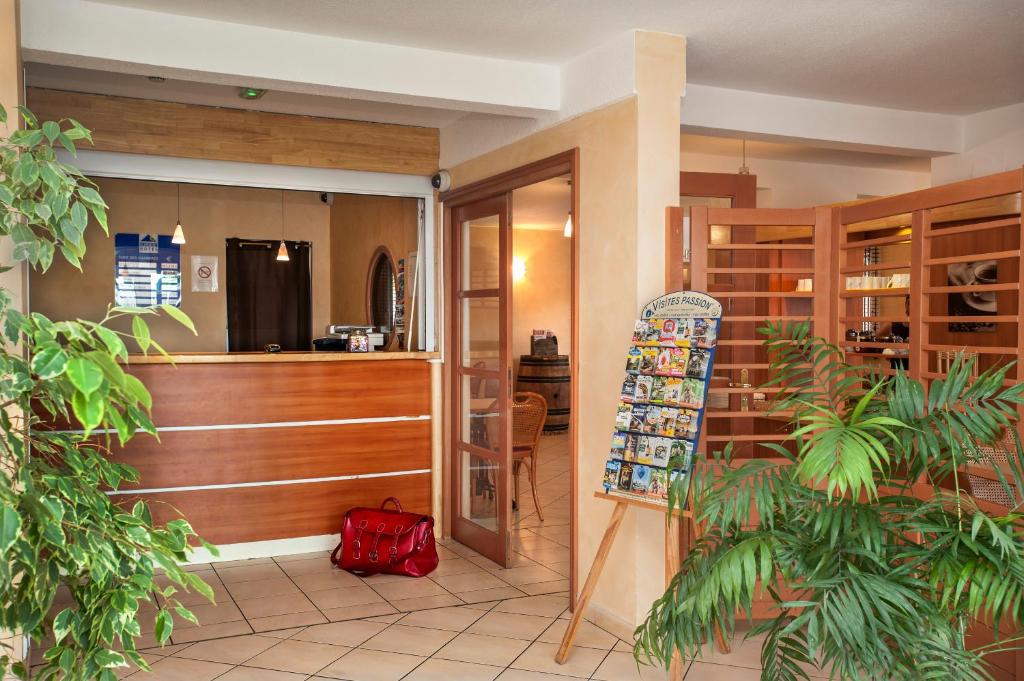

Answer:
[190,255,219,293]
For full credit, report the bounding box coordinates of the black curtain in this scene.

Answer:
[226,238,312,352]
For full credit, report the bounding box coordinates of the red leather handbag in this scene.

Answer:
[330,497,439,577]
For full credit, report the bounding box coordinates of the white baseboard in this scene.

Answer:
[186,534,338,565]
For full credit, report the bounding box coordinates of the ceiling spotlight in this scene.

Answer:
[239,87,268,100]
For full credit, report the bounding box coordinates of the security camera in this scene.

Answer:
[319,192,333,206]
[431,170,451,192]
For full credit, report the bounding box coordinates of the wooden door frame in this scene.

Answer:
[441,149,580,605]
[448,195,513,564]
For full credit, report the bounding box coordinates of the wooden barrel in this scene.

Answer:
[516,354,570,433]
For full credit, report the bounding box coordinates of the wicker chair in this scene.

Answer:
[967,429,1019,508]
[512,392,548,520]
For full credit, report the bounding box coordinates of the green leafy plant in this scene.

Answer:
[636,320,1024,680]
[0,105,215,680]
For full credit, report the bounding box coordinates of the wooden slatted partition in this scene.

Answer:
[837,170,1024,399]
[688,205,835,460]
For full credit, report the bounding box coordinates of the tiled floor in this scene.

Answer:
[33,433,796,679]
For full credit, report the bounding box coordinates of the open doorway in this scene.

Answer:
[508,176,572,574]
[443,150,579,604]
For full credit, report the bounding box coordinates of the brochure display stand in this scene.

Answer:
[556,291,729,677]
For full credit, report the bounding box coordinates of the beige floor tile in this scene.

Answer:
[434,631,530,667]
[492,565,565,587]
[435,545,461,561]
[322,602,399,622]
[145,656,234,681]
[316,648,425,681]
[236,593,318,619]
[181,563,213,573]
[470,553,535,571]
[174,601,245,629]
[244,639,349,674]
[280,557,335,577]
[216,667,309,681]
[388,594,465,612]
[431,571,508,594]
[309,585,386,610]
[165,582,229,608]
[397,606,486,632]
[170,620,254,645]
[291,619,390,647]
[457,587,527,604]
[225,576,302,601]
[362,612,405,624]
[248,610,329,633]
[591,650,670,681]
[614,640,634,652]
[140,643,194,657]
[495,669,582,681]
[511,641,606,679]
[361,624,457,657]
[214,557,275,569]
[291,569,364,592]
[518,544,570,563]
[547,561,571,578]
[681,660,764,680]
[403,657,502,681]
[537,620,617,650]
[260,627,307,639]
[274,551,331,563]
[174,634,280,665]
[370,578,448,602]
[466,611,554,641]
[462,600,500,611]
[518,580,569,596]
[445,543,484,559]
[216,563,287,584]
[494,595,568,618]
[428,557,481,577]
[358,572,416,585]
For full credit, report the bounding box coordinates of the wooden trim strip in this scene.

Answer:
[840,287,910,298]
[706,267,815,274]
[839,261,910,274]
[440,150,575,205]
[924,283,1018,294]
[107,468,431,496]
[58,414,430,434]
[923,315,1019,323]
[923,344,1018,354]
[925,250,1021,266]
[711,291,814,298]
[840,234,912,249]
[706,243,814,251]
[706,207,815,226]
[923,217,1020,238]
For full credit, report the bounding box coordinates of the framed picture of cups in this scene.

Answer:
[947,260,997,332]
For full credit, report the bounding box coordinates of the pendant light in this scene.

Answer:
[276,190,289,262]
[171,183,186,244]
[737,139,751,175]
[563,212,573,238]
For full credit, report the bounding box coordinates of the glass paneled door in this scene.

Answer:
[451,194,512,566]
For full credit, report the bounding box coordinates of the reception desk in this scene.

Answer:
[108,352,439,546]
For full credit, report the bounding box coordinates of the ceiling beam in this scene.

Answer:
[681,83,963,157]
[20,0,560,118]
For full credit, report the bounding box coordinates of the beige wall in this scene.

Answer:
[329,193,419,335]
[30,178,332,352]
[448,31,686,634]
[511,228,572,364]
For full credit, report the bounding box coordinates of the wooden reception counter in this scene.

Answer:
[108,352,439,546]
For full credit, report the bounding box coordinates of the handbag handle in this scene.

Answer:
[380,497,403,513]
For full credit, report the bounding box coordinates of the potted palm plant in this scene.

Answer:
[0,106,214,680]
[636,320,1024,680]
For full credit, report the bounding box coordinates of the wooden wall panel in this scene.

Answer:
[127,359,431,426]
[26,88,440,176]
[110,419,430,490]
[122,474,431,545]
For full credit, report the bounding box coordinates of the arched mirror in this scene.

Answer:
[367,246,398,347]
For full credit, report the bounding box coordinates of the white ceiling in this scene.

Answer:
[23,63,470,129]
[91,0,1024,115]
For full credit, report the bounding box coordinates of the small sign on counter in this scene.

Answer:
[114,233,181,307]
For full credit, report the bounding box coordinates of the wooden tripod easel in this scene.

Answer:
[555,491,730,680]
